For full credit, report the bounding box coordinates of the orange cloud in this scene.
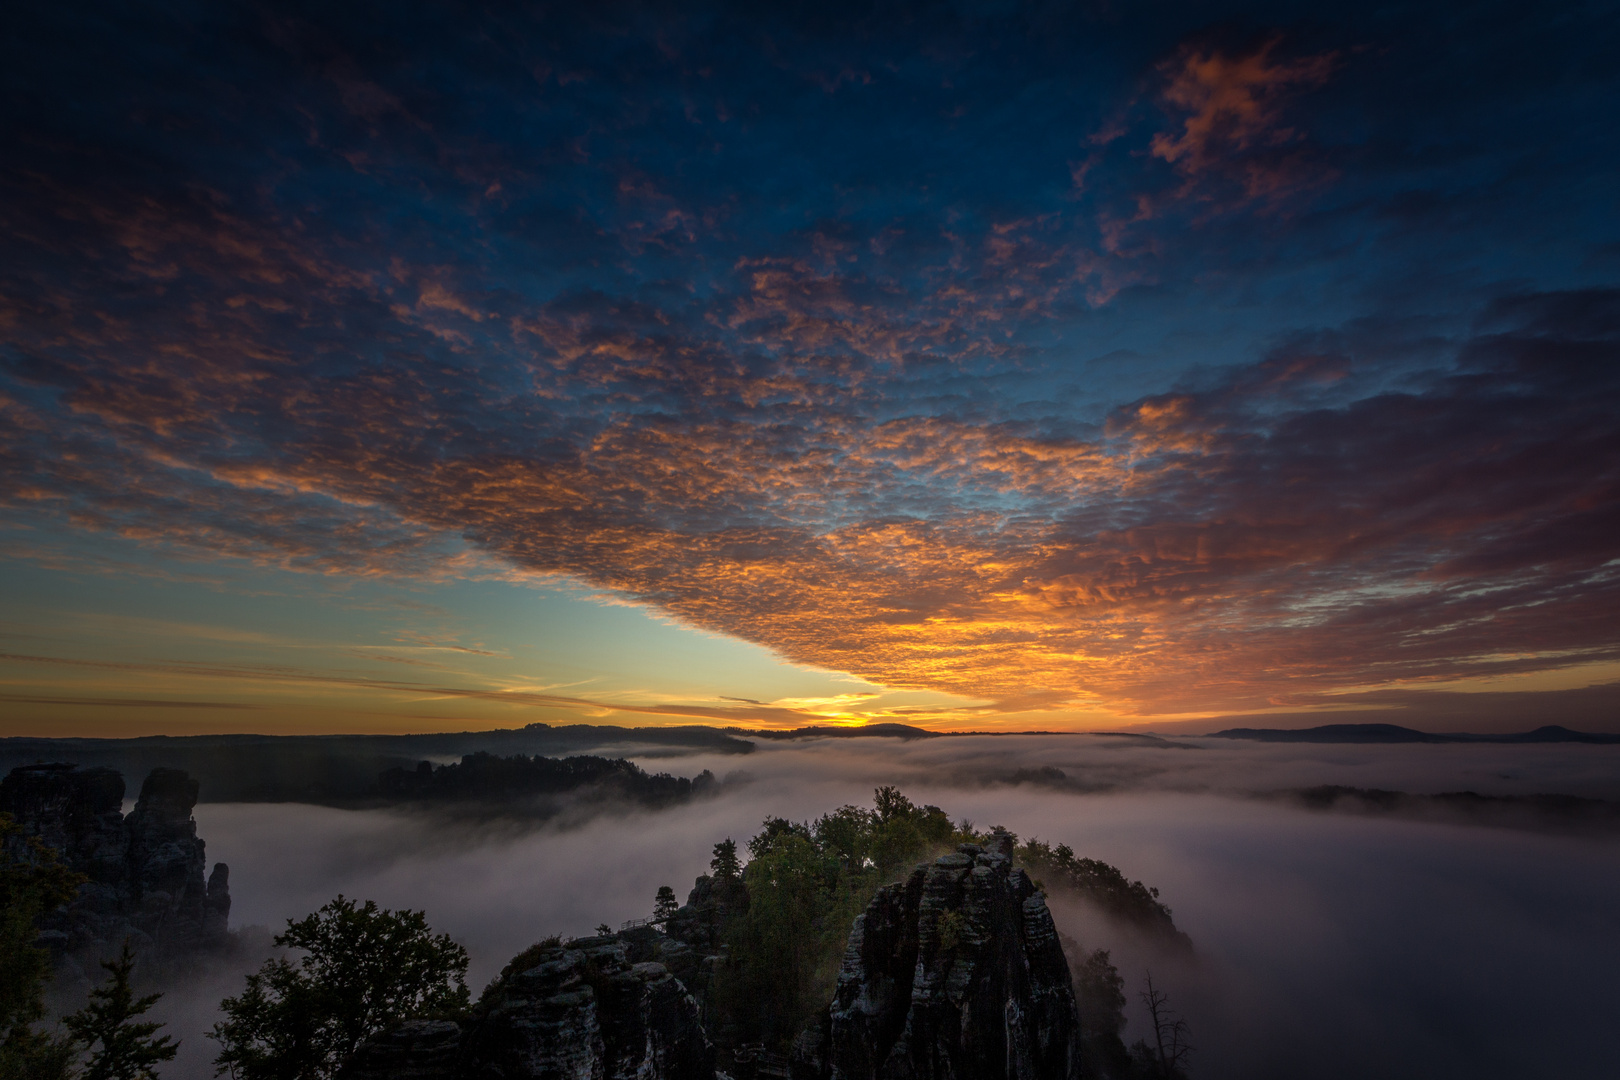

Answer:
[1151,38,1337,198]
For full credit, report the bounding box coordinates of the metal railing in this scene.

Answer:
[733,1043,791,1079]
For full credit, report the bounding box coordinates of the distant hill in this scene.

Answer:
[736,722,940,740]
[1495,725,1620,744]
[1208,723,1620,744]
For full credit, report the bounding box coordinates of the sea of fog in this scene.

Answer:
[136,736,1620,1080]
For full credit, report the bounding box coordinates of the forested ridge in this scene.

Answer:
[376,752,715,807]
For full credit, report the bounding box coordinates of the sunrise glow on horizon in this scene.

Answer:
[4,4,1619,738]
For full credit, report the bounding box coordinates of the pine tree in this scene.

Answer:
[64,942,177,1080]
[710,838,741,883]
[653,885,679,923]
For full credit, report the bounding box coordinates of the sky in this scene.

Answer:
[3,0,1620,735]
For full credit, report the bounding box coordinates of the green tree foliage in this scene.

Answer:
[719,835,826,1046]
[653,886,679,924]
[745,818,811,859]
[64,942,177,1080]
[712,789,961,1051]
[209,896,469,1080]
[0,812,85,1080]
[872,786,915,822]
[808,806,873,875]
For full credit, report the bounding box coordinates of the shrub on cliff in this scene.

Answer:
[210,897,468,1080]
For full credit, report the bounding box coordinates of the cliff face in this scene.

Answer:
[341,937,716,1080]
[0,763,231,959]
[792,832,1082,1080]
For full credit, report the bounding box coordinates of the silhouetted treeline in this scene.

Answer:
[377,752,716,807]
[1287,784,1620,833]
[1019,839,1192,950]
[0,724,752,804]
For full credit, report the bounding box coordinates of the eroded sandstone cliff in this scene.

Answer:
[340,935,717,1080]
[0,762,231,963]
[790,830,1082,1080]
[340,830,1084,1080]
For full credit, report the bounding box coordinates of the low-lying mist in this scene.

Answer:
[132,736,1619,1079]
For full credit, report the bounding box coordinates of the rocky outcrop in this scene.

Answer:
[0,762,231,960]
[340,936,717,1080]
[338,1020,467,1080]
[791,831,1082,1080]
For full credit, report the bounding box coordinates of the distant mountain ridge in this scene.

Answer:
[8,721,1613,805]
[736,722,941,740]
[1207,723,1620,744]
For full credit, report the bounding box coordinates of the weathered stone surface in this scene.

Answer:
[342,936,718,1080]
[791,831,1082,1080]
[340,1019,466,1080]
[664,872,745,953]
[465,942,609,1080]
[0,762,232,961]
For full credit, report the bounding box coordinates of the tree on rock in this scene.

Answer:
[65,941,177,1080]
[210,896,468,1080]
[653,885,679,923]
[709,838,748,915]
[710,839,741,885]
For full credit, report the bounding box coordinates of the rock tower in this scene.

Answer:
[0,762,231,960]
[791,830,1082,1080]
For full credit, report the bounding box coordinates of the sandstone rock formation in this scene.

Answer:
[340,936,717,1080]
[0,762,231,961]
[338,1020,467,1080]
[790,831,1082,1080]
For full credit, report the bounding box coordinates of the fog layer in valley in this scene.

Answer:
[131,736,1619,1080]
